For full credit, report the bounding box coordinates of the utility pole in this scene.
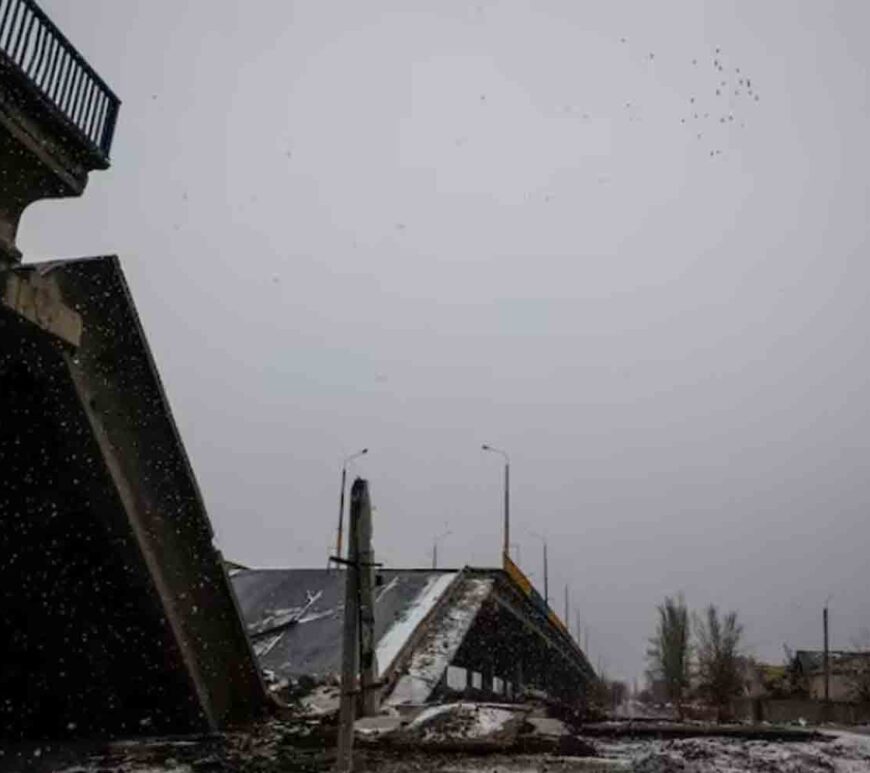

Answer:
[357,481,378,717]
[335,465,347,566]
[336,478,377,771]
[823,603,830,703]
[432,528,451,569]
[333,448,367,567]
[504,458,510,559]
[482,445,510,564]
[336,494,360,772]
[530,532,548,605]
[543,541,548,605]
[564,585,569,629]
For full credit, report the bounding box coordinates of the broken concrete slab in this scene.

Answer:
[355,715,405,740]
[385,576,493,706]
[0,256,266,739]
[235,566,597,712]
[232,568,460,688]
[525,716,572,737]
[388,702,530,752]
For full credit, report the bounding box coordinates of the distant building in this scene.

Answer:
[740,659,788,698]
[791,650,870,702]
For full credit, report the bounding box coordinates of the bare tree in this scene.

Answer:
[848,660,870,703]
[694,605,744,721]
[609,680,629,710]
[647,594,691,719]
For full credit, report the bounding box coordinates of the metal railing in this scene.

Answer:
[0,0,119,160]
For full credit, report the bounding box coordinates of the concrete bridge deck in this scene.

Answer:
[232,564,597,709]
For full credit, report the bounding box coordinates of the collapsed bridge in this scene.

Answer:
[233,561,597,709]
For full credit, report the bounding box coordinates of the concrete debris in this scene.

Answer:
[299,684,342,717]
[355,715,405,738]
[1,719,331,773]
[4,718,869,772]
[379,702,530,752]
[516,716,597,757]
[525,717,571,737]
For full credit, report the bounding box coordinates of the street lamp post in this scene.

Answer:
[334,448,368,566]
[564,585,570,628]
[432,529,452,569]
[481,444,510,560]
[530,531,548,606]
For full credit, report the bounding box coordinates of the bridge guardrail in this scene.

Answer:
[0,0,119,161]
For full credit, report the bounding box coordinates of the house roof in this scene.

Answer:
[795,650,870,675]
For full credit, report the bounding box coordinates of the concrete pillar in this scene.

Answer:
[482,663,494,694]
[515,659,524,699]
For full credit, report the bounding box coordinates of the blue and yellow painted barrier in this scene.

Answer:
[502,551,570,638]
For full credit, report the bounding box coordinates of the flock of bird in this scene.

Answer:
[687,45,760,159]
[618,39,761,160]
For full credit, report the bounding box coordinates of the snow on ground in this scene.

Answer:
[596,731,870,772]
[435,759,628,772]
[376,573,457,677]
[58,767,193,773]
[18,729,870,772]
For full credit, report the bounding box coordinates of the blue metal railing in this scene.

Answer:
[0,0,119,161]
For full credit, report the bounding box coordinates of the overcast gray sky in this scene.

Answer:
[24,0,870,682]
